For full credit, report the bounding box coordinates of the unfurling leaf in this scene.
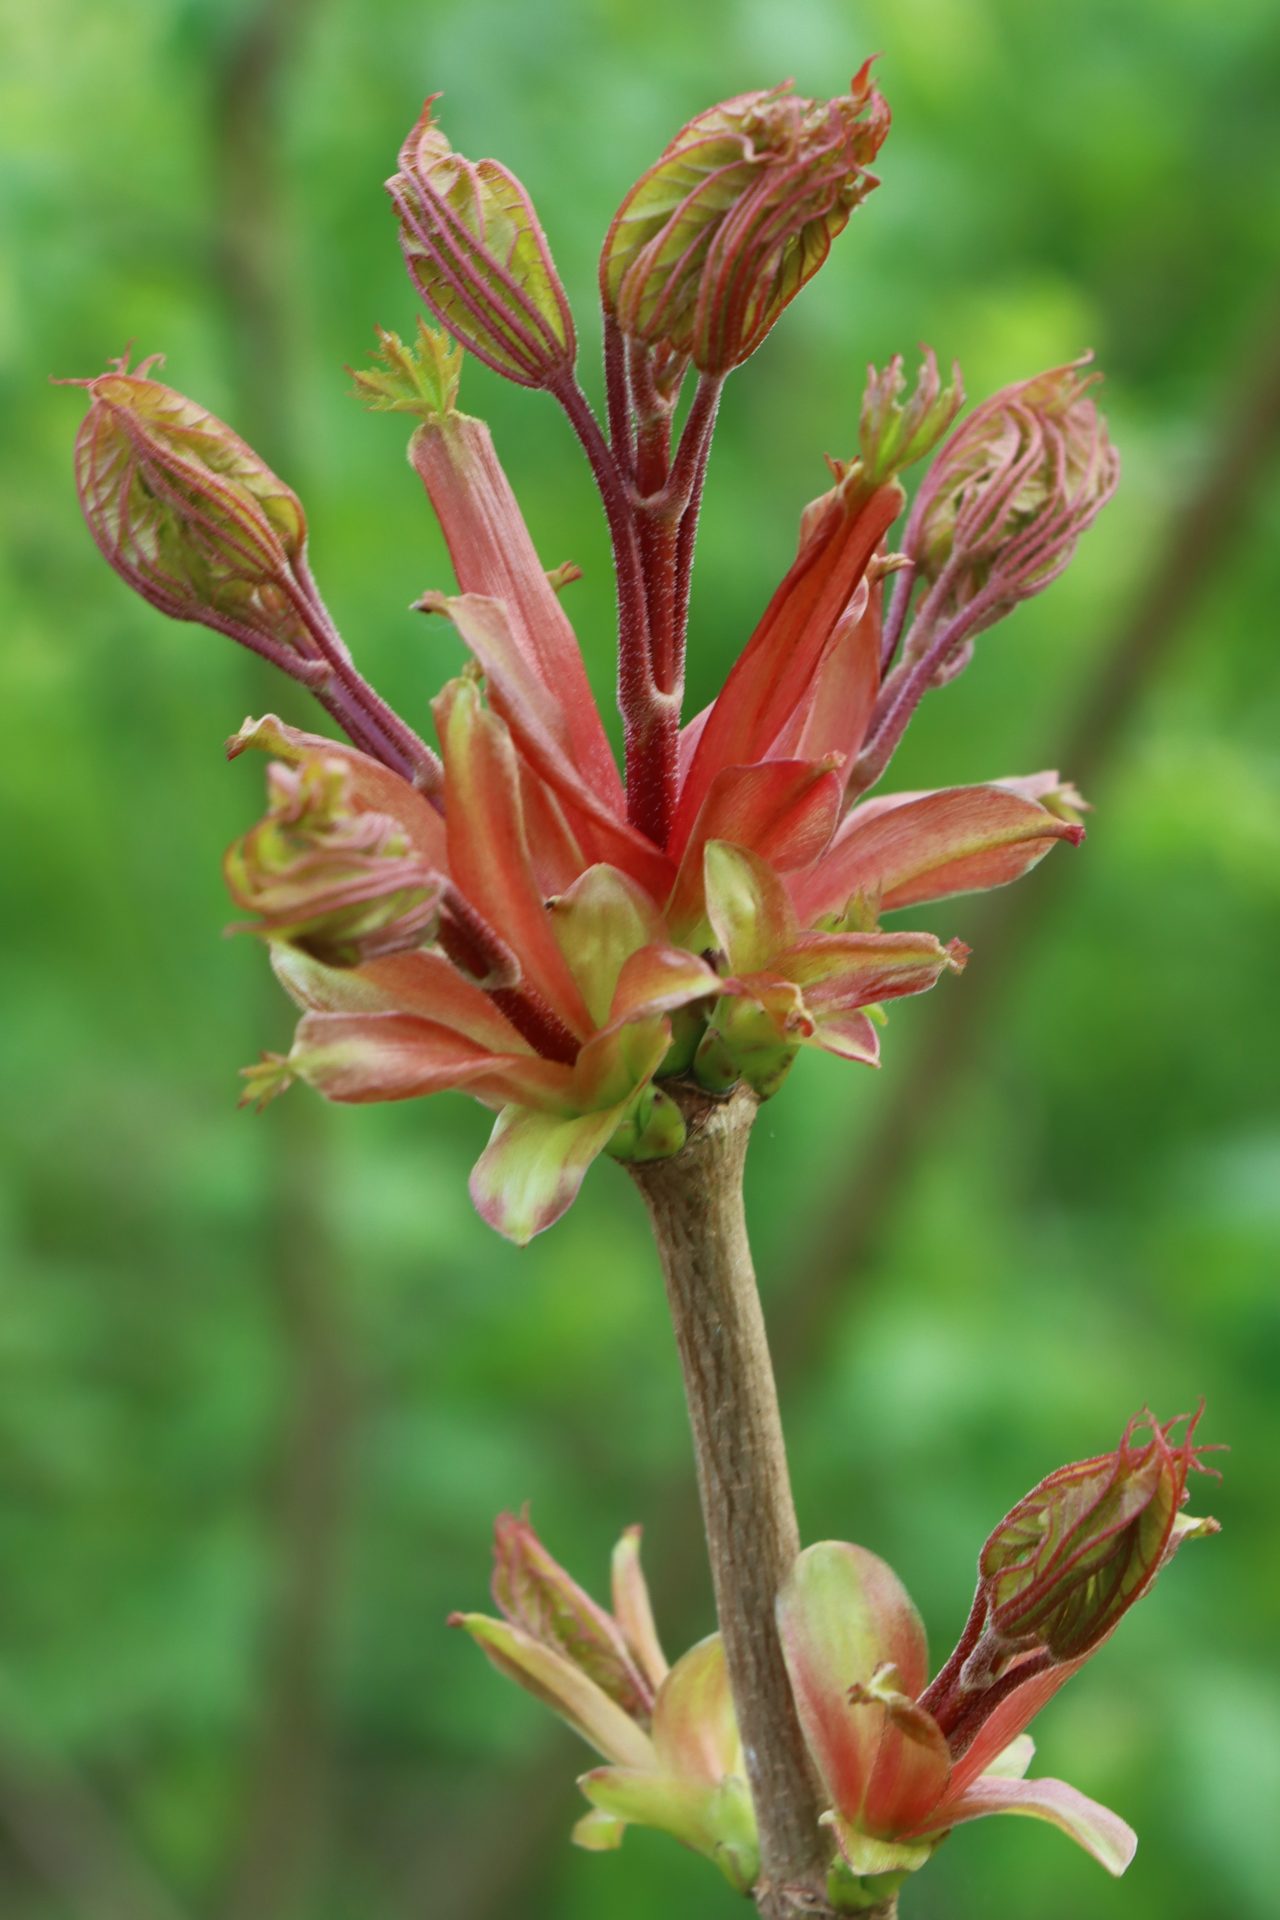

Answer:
[903,357,1119,654]
[224,757,443,967]
[975,1407,1221,1663]
[860,349,965,486]
[351,316,464,419]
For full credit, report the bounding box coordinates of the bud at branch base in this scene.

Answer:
[224,757,444,968]
[776,1409,1219,1885]
[451,1514,759,1890]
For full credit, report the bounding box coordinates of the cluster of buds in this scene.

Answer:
[846,359,1120,797]
[458,1414,1217,1904]
[67,69,1114,1249]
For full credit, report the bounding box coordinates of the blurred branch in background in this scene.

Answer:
[441,285,1280,1920]
[208,6,357,1920]
[0,1744,194,1920]
[212,0,320,444]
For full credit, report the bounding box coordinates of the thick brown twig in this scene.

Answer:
[632,1089,833,1919]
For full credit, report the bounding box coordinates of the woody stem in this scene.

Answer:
[631,1088,851,1920]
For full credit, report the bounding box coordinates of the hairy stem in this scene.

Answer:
[638,373,722,698]
[630,1088,837,1920]
[668,376,722,694]
[292,572,443,796]
[604,314,635,470]
[553,374,682,841]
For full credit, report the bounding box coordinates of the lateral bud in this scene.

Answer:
[922,1406,1222,1758]
[972,1406,1221,1667]
[71,352,324,669]
[902,356,1120,670]
[224,757,443,967]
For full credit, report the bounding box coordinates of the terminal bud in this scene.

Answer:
[602,66,889,374]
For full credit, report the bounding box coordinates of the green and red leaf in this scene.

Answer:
[667,759,842,941]
[548,866,667,1026]
[450,1612,654,1768]
[676,477,901,835]
[794,782,1084,921]
[285,1009,566,1110]
[576,1767,758,1891]
[651,1634,741,1785]
[777,1542,945,1840]
[425,591,673,895]
[491,1512,653,1719]
[909,1773,1136,1877]
[409,424,620,807]
[469,1103,634,1244]
[611,1528,669,1692]
[703,840,799,974]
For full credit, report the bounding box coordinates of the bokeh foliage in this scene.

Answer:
[2,1,1279,1917]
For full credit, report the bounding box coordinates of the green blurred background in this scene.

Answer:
[3,1,1278,1916]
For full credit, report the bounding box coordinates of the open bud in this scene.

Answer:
[455,1524,754,1890]
[578,1634,759,1892]
[973,1407,1220,1666]
[72,353,321,668]
[224,757,442,967]
[602,65,889,374]
[388,98,576,389]
[902,357,1119,656]
[859,349,965,487]
[350,316,463,420]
